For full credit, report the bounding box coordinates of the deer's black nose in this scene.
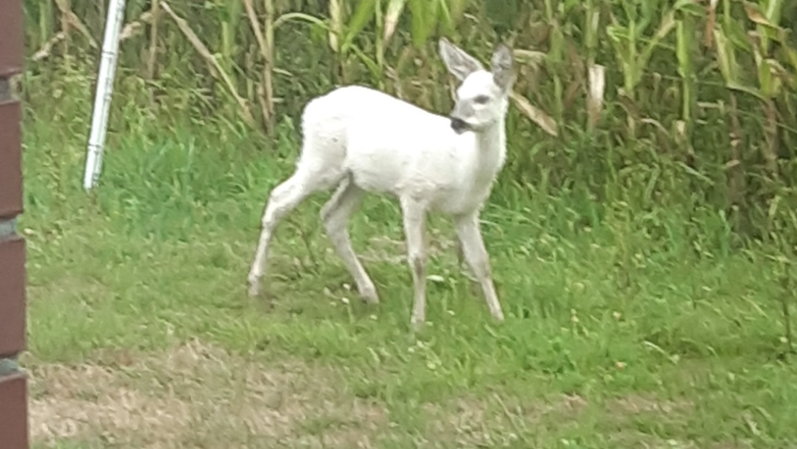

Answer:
[450,117,469,133]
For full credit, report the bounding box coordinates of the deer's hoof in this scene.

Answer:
[247,278,261,297]
[361,287,380,305]
[410,315,425,332]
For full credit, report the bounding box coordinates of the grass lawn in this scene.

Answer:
[19,71,797,449]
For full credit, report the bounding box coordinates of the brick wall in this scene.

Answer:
[0,0,29,448]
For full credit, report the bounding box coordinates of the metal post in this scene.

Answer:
[83,0,126,190]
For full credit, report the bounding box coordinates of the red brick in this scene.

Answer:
[0,99,22,219]
[0,373,29,449]
[0,0,24,76]
[0,236,25,357]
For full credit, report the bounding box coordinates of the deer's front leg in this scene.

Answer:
[454,212,505,321]
[401,198,428,330]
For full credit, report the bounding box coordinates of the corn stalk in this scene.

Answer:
[543,0,565,124]
[583,0,603,130]
[327,0,379,83]
[607,3,677,137]
[744,0,787,176]
[715,0,788,177]
[218,0,243,74]
[711,0,747,209]
[160,1,254,127]
[675,2,699,130]
[263,0,275,134]
[146,0,160,85]
[246,0,326,133]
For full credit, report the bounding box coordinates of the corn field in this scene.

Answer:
[22,0,797,243]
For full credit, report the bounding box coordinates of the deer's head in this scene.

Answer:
[439,38,514,134]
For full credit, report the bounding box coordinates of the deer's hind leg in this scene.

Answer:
[248,164,343,297]
[321,177,378,303]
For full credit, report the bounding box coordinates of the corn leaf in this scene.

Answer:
[765,0,785,24]
[273,12,327,30]
[510,91,559,137]
[343,0,377,53]
[383,0,407,44]
[587,63,606,129]
[639,11,676,69]
[329,0,342,52]
[783,44,797,77]
[437,0,455,35]
[714,28,739,84]
[676,18,694,80]
[513,49,545,66]
[447,0,468,25]
[407,0,438,47]
[350,43,381,79]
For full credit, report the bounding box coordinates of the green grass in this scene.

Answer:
[20,68,797,449]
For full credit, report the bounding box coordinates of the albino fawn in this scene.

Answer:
[248,38,513,328]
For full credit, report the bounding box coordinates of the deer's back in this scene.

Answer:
[303,85,472,204]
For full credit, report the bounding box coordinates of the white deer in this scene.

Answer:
[247,38,513,328]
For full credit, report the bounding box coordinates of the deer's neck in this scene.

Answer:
[477,119,505,155]
[470,114,507,183]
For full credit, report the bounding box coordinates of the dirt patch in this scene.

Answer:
[608,393,693,415]
[421,393,588,447]
[28,339,386,449]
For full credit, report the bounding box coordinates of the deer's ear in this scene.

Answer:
[439,38,483,81]
[491,43,514,91]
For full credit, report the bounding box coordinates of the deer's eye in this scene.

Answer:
[474,95,490,105]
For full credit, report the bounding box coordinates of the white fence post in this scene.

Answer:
[83,0,126,191]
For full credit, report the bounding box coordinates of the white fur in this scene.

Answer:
[247,38,513,328]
